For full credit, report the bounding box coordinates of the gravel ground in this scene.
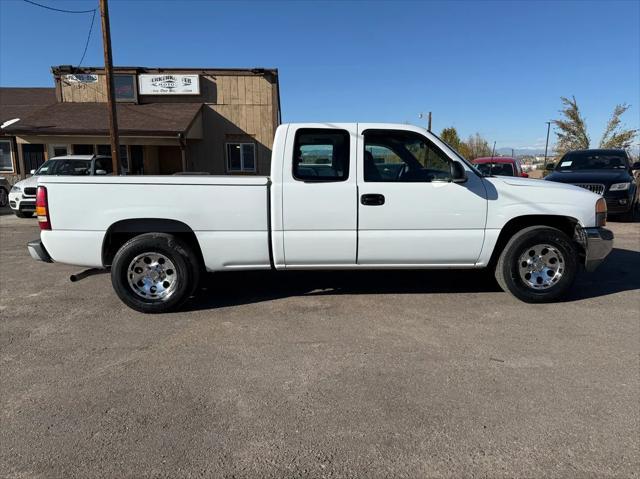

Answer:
[1,209,639,478]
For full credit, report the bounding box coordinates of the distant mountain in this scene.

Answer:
[496,147,550,157]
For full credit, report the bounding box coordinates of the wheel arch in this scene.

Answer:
[102,218,205,270]
[488,214,581,267]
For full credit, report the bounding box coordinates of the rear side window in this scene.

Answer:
[293,128,350,181]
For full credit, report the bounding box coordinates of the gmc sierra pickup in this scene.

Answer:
[28,123,613,313]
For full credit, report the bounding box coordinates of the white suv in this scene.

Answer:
[9,155,112,218]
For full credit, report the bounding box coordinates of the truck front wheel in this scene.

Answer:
[111,233,199,313]
[495,226,578,303]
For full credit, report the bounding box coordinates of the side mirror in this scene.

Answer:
[30,169,36,175]
[451,162,468,183]
[545,163,555,171]
[95,169,107,175]
[631,161,640,170]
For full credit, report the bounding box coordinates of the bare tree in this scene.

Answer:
[599,103,638,149]
[553,96,590,157]
[460,133,492,160]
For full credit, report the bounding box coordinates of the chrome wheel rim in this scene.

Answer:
[127,252,178,301]
[518,244,564,290]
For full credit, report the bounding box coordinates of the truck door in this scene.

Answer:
[281,125,358,266]
[357,126,488,266]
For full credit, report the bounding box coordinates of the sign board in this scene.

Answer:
[138,74,200,95]
[64,74,98,84]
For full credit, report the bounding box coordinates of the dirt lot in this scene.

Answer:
[1,209,639,478]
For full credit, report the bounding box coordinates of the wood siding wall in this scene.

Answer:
[57,71,279,175]
[60,76,109,103]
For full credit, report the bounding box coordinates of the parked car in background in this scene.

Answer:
[9,155,112,218]
[545,149,639,220]
[28,123,613,313]
[0,176,9,207]
[472,157,529,177]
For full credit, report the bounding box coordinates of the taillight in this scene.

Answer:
[36,186,51,230]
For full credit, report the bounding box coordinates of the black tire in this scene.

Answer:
[0,187,8,207]
[15,210,33,218]
[111,233,200,313]
[495,226,578,303]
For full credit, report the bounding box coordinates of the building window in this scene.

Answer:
[226,143,256,172]
[0,140,14,172]
[115,75,137,102]
[96,145,111,156]
[49,144,69,158]
[73,144,95,155]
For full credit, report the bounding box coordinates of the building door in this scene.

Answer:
[158,146,182,174]
[22,144,45,173]
[129,145,144,175]
[356,127,488,266]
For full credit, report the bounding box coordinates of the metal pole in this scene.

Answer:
[99,0,120,175]
[427,112,432,132]
[543,121,551,169]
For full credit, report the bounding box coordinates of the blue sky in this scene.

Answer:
[1,0,638,151]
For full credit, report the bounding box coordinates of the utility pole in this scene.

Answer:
[543,121,552,169]
[427,111,432,132]
[511,148,515,158]
[99,0,120,175]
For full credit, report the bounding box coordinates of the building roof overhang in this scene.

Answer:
[3,102,204,138]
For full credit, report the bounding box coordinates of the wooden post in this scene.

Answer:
[16,139,26,179]
[99,0,120,175]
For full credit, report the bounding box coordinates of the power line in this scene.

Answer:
[78,9,96,66]
[22,0,98,67]
[22,0,95,14]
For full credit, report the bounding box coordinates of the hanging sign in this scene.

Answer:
[138,74,200,95]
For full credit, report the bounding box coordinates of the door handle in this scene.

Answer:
[361,193,385,206]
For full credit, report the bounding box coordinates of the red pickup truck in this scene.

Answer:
[473,157,529,178]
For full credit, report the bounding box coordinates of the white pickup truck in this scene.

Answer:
[28,123,613,313]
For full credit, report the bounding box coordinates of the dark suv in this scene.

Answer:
[545,149,640,220]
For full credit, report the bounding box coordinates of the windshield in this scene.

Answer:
[35,159,92,176]
[433,135,484,176]
[555,151,628,171]
[475,162,515,176]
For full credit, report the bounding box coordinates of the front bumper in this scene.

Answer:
[576,227,614,272]
[9,194,36,212]
[604,189,636,214]
[27,239,53,263]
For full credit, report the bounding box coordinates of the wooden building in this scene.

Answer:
[2,66,281,178]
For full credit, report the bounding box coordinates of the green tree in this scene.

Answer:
[553,96,637,157]
[440,126,462,151]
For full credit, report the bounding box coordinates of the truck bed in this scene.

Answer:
[38,175,272,271]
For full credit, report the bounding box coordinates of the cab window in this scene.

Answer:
[293,129,350,181]
[363,129,452,182]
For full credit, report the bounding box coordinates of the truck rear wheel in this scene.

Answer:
[111,233,199,313]
[495,226,578,303]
